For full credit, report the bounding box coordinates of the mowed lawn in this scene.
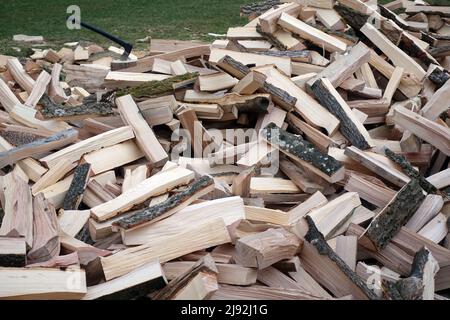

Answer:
[0,0,449,56]
[0,0,253,55]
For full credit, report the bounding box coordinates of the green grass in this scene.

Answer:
[0,0,253,55]
[1,0,450,56]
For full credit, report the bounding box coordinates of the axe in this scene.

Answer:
[69,17,133,60]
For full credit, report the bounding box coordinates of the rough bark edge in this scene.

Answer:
[0,254,26,267]
[261,122,343,176]
[382,247,432,300]
[311,79,371,150]
[38,94,114,120]
[218,55,251,79]
[384,148,437,194]
[304,216,379,300]
[113,176,214,230]
[428,68,450,89]
[116,73,198,98]
[365,179,425,251]
[0,130,43,146]
[63,163,91,210]
[240,0,281,17]
[333,4,369,33]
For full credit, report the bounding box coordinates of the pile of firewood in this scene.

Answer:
[0,0,450,300]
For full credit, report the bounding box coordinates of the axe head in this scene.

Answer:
[120,43,133,61]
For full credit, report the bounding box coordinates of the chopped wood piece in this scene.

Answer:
[137,96,175,126]
[0,267,87,299]
[382,67,403,104]
[400,131,420,153]
[278,13,347,53]
[40,126,135,168]
[302,216,378,299]
[198,72,238,91]
[245,205,290,226]
[0,128,78,169]
[116,94,168,166]
[0,171,33,248]
[344,146,410,187]
[24,71,51,108]
[49,63,68,103]
[82,261,167,300]
[27,194,60,264]
[63,163,91,210]
[91,166,194,221]
[58,209,91,237]
[37,94,114,121]
[234,228,301,269]
[279,157,324,194]
[344,172,396,208]
[383,247,439,300]
[7,58,35,93]
[365,179,425,251]
[0,78,21,112]
[393,106,450,156]
[250,177,301,194]
[306,41,370,90]
[311,77,374,150]
[232,71,266,95]
[361,23,426,80]
[116,73,197,99]
[259,2,301,34]
[0,237,26,267]
[121,197,245,246]
[113,176,214,230]
[261,123,345,183]
[153,254,218,300]
[421,75,450,121]
[101,218,230,281]
[32,159,75,195]
[232,167,255,197]
[82,140,144,176]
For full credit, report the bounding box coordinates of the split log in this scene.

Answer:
[393,105,450,156]
[101,218,231,281]
[6,58,35,93]
[261,123,345,183]
[153,254,218,300]
[113,176,214,230]
[302,216,378,300]
[37,95,114,121]
[0,128,78,169]
[24,71,51,108]
[27,194,60,264]
[307,192,361,239]
[0,78,21,112]
[48,63,68,103]
[0,267,87,299]
[311,78,374,150]
[421,76,450,121]
[82,261,166,300]
[115,73,198,99]
[279,157,324,194]
[0,238,26,267]
[364,179,425,251]
[278,13,347,52]
[58,209,91,237]
[62,163,91,210]
[234,228,301,269]
[120,197,245,246]
[383,247,439,300]
[306,41,371,91]
[90,166,194,221]
[406,195,444,233]
[116,94,168,166]
[31,159,76,195]
[0,171,33,248]
[40,126,135,168]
